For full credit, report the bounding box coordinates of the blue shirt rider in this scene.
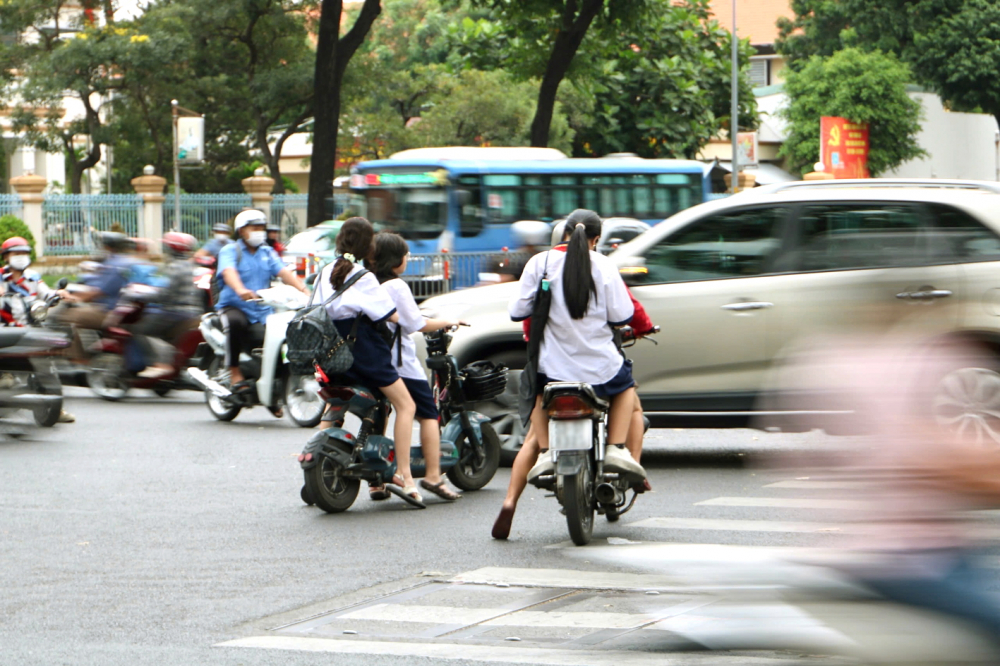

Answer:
[216,209,307,389]
[195,222,234,262]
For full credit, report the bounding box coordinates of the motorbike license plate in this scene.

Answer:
[549,419,592,452]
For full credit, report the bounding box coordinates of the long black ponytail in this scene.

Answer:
[561,209,602,320]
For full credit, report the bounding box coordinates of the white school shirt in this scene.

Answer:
[381,278,428,380]
[509,249,634,385]
[315,264,396,323]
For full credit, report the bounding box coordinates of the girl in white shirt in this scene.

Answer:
[368,232,464,501]
[508,209,645,484]
[314,218,422,507]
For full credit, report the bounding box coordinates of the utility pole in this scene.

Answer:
[730,0,739,194]
[171,99,181,230]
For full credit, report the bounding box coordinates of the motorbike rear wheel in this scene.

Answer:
[303,457,360,514]
[86,353,130,401]
[446,421,501,491]
[28,372,62,428]
[563,457,595,546]
[284,373,324,428]
[205,357,241,422]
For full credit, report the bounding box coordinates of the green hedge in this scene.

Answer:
[0,214,36,262]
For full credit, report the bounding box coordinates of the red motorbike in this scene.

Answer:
[84,284,204,401]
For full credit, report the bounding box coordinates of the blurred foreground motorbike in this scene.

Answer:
[530,326,658,546]
[82,283,204,400]
[299,325,504,512]
[188,285,325,427]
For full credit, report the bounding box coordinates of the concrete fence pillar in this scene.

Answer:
[803,162,835,181]
[723,170,758,193]
[10,174,47,258]
[242,168,275,220]
[131,166,167,249]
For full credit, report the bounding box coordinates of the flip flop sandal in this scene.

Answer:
[267,405,284,418]
[385,484,426,509]
[492,505,515,540]
[368,482,391,501]
[420,479,461,502]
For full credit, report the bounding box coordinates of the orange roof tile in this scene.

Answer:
[710,0,793,46]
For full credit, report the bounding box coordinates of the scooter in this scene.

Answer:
[188,285,325,427]
[298,326,505,513]
[0,288,70,428]
[83,283,205,401]
[529,326,658,546]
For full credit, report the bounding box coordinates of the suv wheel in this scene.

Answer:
[933,365,1000,445]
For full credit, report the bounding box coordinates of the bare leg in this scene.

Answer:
[379,380,417,487]
[230,367,244,384]
[530,395,549,450]
[626,393,644,463]
[607,387,636,446]
[418,418,442,484]
[493,424,540,539]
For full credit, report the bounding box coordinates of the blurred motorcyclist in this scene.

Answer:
[133,232,202,379]
[216,209,306,398]
[194,223,233,261]
[487,220,549,283]
[57,232,136,332]
[0,237,75,422]
[266,221,285,255]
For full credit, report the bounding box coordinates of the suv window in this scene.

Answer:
[792,204,927,271]
[927,204,1000,262]
[640,207,786,284]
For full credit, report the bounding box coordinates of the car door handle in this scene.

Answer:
[896,289,953,301]
[721,301,774,311]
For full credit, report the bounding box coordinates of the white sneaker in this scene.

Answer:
[527,450,554,483]
[604,445,646,480]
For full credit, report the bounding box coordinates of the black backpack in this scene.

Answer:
[286,270,368,377]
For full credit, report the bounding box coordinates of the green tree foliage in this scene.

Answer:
[459,0,648,147]
[776,0,1000,127]
[779,48,925,176]
[0,215,37,262]
[578,0,757,159]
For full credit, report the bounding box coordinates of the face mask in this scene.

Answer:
[245,231,266,247]
[215,234,229,241]
[9,255,30,271]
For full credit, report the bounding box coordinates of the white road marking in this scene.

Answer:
[764,480,867,490]
[630,516,855,534]
[339,603,500,625]
[486,610,654,629]
[217,635,802,664]
[449,567,681,591]
[695,496,865,510]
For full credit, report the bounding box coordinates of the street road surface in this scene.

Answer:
[3,388,999,665]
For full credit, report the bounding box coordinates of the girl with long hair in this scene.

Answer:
[507,209,646,493]
[367,232,464,501]
[314,218,423,507]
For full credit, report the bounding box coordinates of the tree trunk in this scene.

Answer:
[529,0,604,148]
[307,0,381,227]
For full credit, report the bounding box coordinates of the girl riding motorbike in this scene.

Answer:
[507,208,646,495]
[315,218,423,507]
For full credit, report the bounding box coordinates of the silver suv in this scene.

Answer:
[420,180,1000,456]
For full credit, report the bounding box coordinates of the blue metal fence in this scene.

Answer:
[271,193,309,238]
[43,194,141,256]
[0,194,23,220]
[164,194,252,241]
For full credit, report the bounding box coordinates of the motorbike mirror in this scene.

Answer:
[305,272,319,286]
[56,278,69,289]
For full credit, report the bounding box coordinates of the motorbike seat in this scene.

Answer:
[0,328,27,348]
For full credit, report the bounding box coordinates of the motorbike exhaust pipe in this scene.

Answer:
[595,483,621,505]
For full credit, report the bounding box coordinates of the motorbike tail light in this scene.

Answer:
[297,454,305,462]
[547,395,594,419]
[387,450,395,463]
[304,453,313,462]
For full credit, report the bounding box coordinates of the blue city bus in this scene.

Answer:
[348,147,712,254]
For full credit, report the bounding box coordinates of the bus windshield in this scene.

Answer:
[358,170,447,240]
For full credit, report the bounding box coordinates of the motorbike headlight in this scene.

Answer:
[29,301,47,322]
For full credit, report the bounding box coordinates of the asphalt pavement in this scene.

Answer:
[2,387,998,665]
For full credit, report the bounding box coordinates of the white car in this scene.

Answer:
[420,179,1000,458]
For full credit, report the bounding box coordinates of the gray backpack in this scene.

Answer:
[285,270,368,376]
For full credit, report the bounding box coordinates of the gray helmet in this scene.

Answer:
[99,231,131,252]
[510,220,551,248]
[212,223,232,235]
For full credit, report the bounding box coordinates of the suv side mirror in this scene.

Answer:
[619,266,648,287]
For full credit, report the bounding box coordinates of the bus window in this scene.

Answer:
[458,175,484,237]
[653,188,670,218]
[552,176,579,217]
[583,188,598,212]
[524,176,548,220]
[364,188,447,240]
[613,176,632,216]
[484,174,520,222]
[631,175,652,217]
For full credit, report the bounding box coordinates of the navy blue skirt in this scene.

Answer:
[403,377,439,420]
[333,318,399,389]
[537,359,635,399]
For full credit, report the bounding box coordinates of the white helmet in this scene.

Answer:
[550,219,568,247]
[234,209,267,231]
[510,220,551,247]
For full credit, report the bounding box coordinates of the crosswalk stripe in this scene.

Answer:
[219,635,810,664]
[630,516,856,534]
[695,497,865,510]
[763,480,867,490]
[449,567,680,591]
